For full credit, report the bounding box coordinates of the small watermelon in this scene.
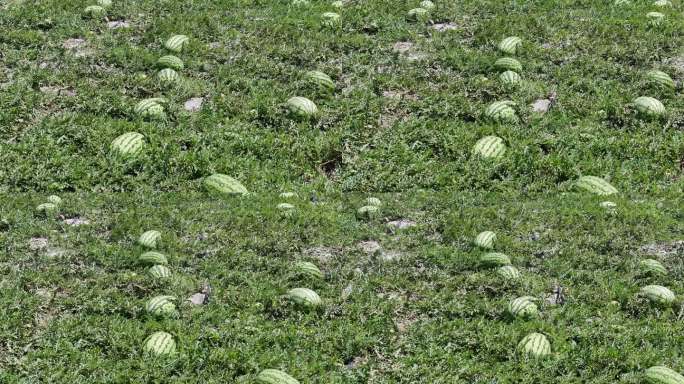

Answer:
[204,174,249,196]
[145,295,177,317]
[47,195,62,205]
[295,261,324,279]
[305,70,335,91]
[138,230,162,249]
[576,176,618,196]
[640,285,675,305]
[139,251,168,265]
[634,96,666,117]
[111,132,145,158]
[497,265,521,280]
[287,288,322,307]
[357,205,379,219]
[480,252,511,267]
[366,197,382,207]
[646,70,675,89]
[600,201,617,209]
[157,55,184,71]
[473,136,506,159]
[97,0,112,7]
[406,8,429,21]
[647,12,665,25]
[149,264,172,278]
[280,192,298,199]
[143,331,176,356]
[321,12,341,27]
[485,101,518,123]
[36,203,58,216]
[494,57,523,72]
[508,296,539,319]
[165,35,189,53]
[474,231,496,249]
[277,203,295,211]
[653,0,672,6]
[499,70,521,86]
[645,366,684,384]
[158,68,180,85]
[640,259,668,276]
[287,96,318,119]
[331,0,344,8]
[498,36,522,55]
[518,332,551,358]
[83,5,105,18]
[134,98,166,120]
[291,0,309,5]
[256,369,300,384]
[420,0,435,10]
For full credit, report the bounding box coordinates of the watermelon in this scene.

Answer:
[291,0,309,5]
[508,296,539,318]
[407,8,429,21]
[473,136,506,159]
[204,174,248,196]
[165,35,189,53]
[517,332,551,358]
[640,259,668,276]
[480,252,511,267]
[576,176,618,196]
[420,0,435,10]
[149,264,172,278]
[145,295,177,317]
[295,261,324,279]
[47,195,62,205]
[647,12,665,25]
[357,205,379,219]
[36,203,58,216]
[321,12,341,27]
[499,70,521,86]
[277,203,295,211]
[287,288,322,307]
[305,70,335,91]
[366,197,382,207]
[331,0,344,8]
[494,57,523,72]
[143,331,176,356]
[158,68,180,85]
[256,369,300,384]
[645,366,684,384]
[97,0,112,7]
[287,96,318,119]
[646,70,675,89]
[485,101,518,123]
[653,0,672,6]
[157,55,184,71]
[474,231,496,249]
[280,192,298,199]
[139,251,168,265]
[111,132,145,158]
[600,201,617,209]
[634,96,666,117]
[83,5,105,17]
[498,36,522,55]
[497,265,521,280]
[138,230,161,249]
[134,98,166,120]
[640,285,675,305]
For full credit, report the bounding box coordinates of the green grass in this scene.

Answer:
[0,0,683,382]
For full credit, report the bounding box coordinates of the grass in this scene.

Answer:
[0,0,683,382]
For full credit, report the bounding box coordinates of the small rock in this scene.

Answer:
[386,219,416,230]
[29,238,48,250]
[431,22,458,32]
[187,293,207,305]
[184,97,204,112]
[358,240,382,254]
[532,99,552,113]
[640,241,684,257]
[107,20,130,29]
[341,284,353,300]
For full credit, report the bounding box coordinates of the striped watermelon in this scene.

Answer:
[287,288,322,307]
[97,0,112,7]
[420,0,435,10]
[321,12,341,27]
[646,70,675,89]
[647,12,665,25]
[149,264,172,278]
[139,251,168,265]
[83,5,105,17]
[158,68,180,85]
[357,205,379,219]
[485,101,518,123]
[305,70,335,91]
[111,132,144,158]
[634,96,666,117]
[366,197,382,207]
[645,366,684,384]
[287,96,318,119]
[640,285,675,305]
[295,261,324,279]
[138,230,161,249]
[36,203,58,216]
[157,55,184,71]
[494,57,522,72]
[576,176,618,196]
[256,369,300,384]
[204,174,248,196]
[407,8,429,21]
[474,231,496,249]
[498,36,522,55]
[165,35,189,53]
[653,0,672,6]
[143,331,176,356]
[280,192,297,199]
[134,98,166,120]
[473,136,506,159]
[146,295,177,317]
[497,265,521,280]
[640,259,668,276]
[47,195,62,205]
[480,252,511,267]
[600,201,617,209]
[517,332,551,358]
[508,296,539,318]
[499,70,521,86]
[277,203,295,211]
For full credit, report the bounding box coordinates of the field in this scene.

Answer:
[0,0,683,382]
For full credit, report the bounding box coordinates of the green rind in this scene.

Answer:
[256,369,300,384]
[204,174,249,196]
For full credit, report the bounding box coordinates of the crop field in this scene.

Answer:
[0,0,683,382]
